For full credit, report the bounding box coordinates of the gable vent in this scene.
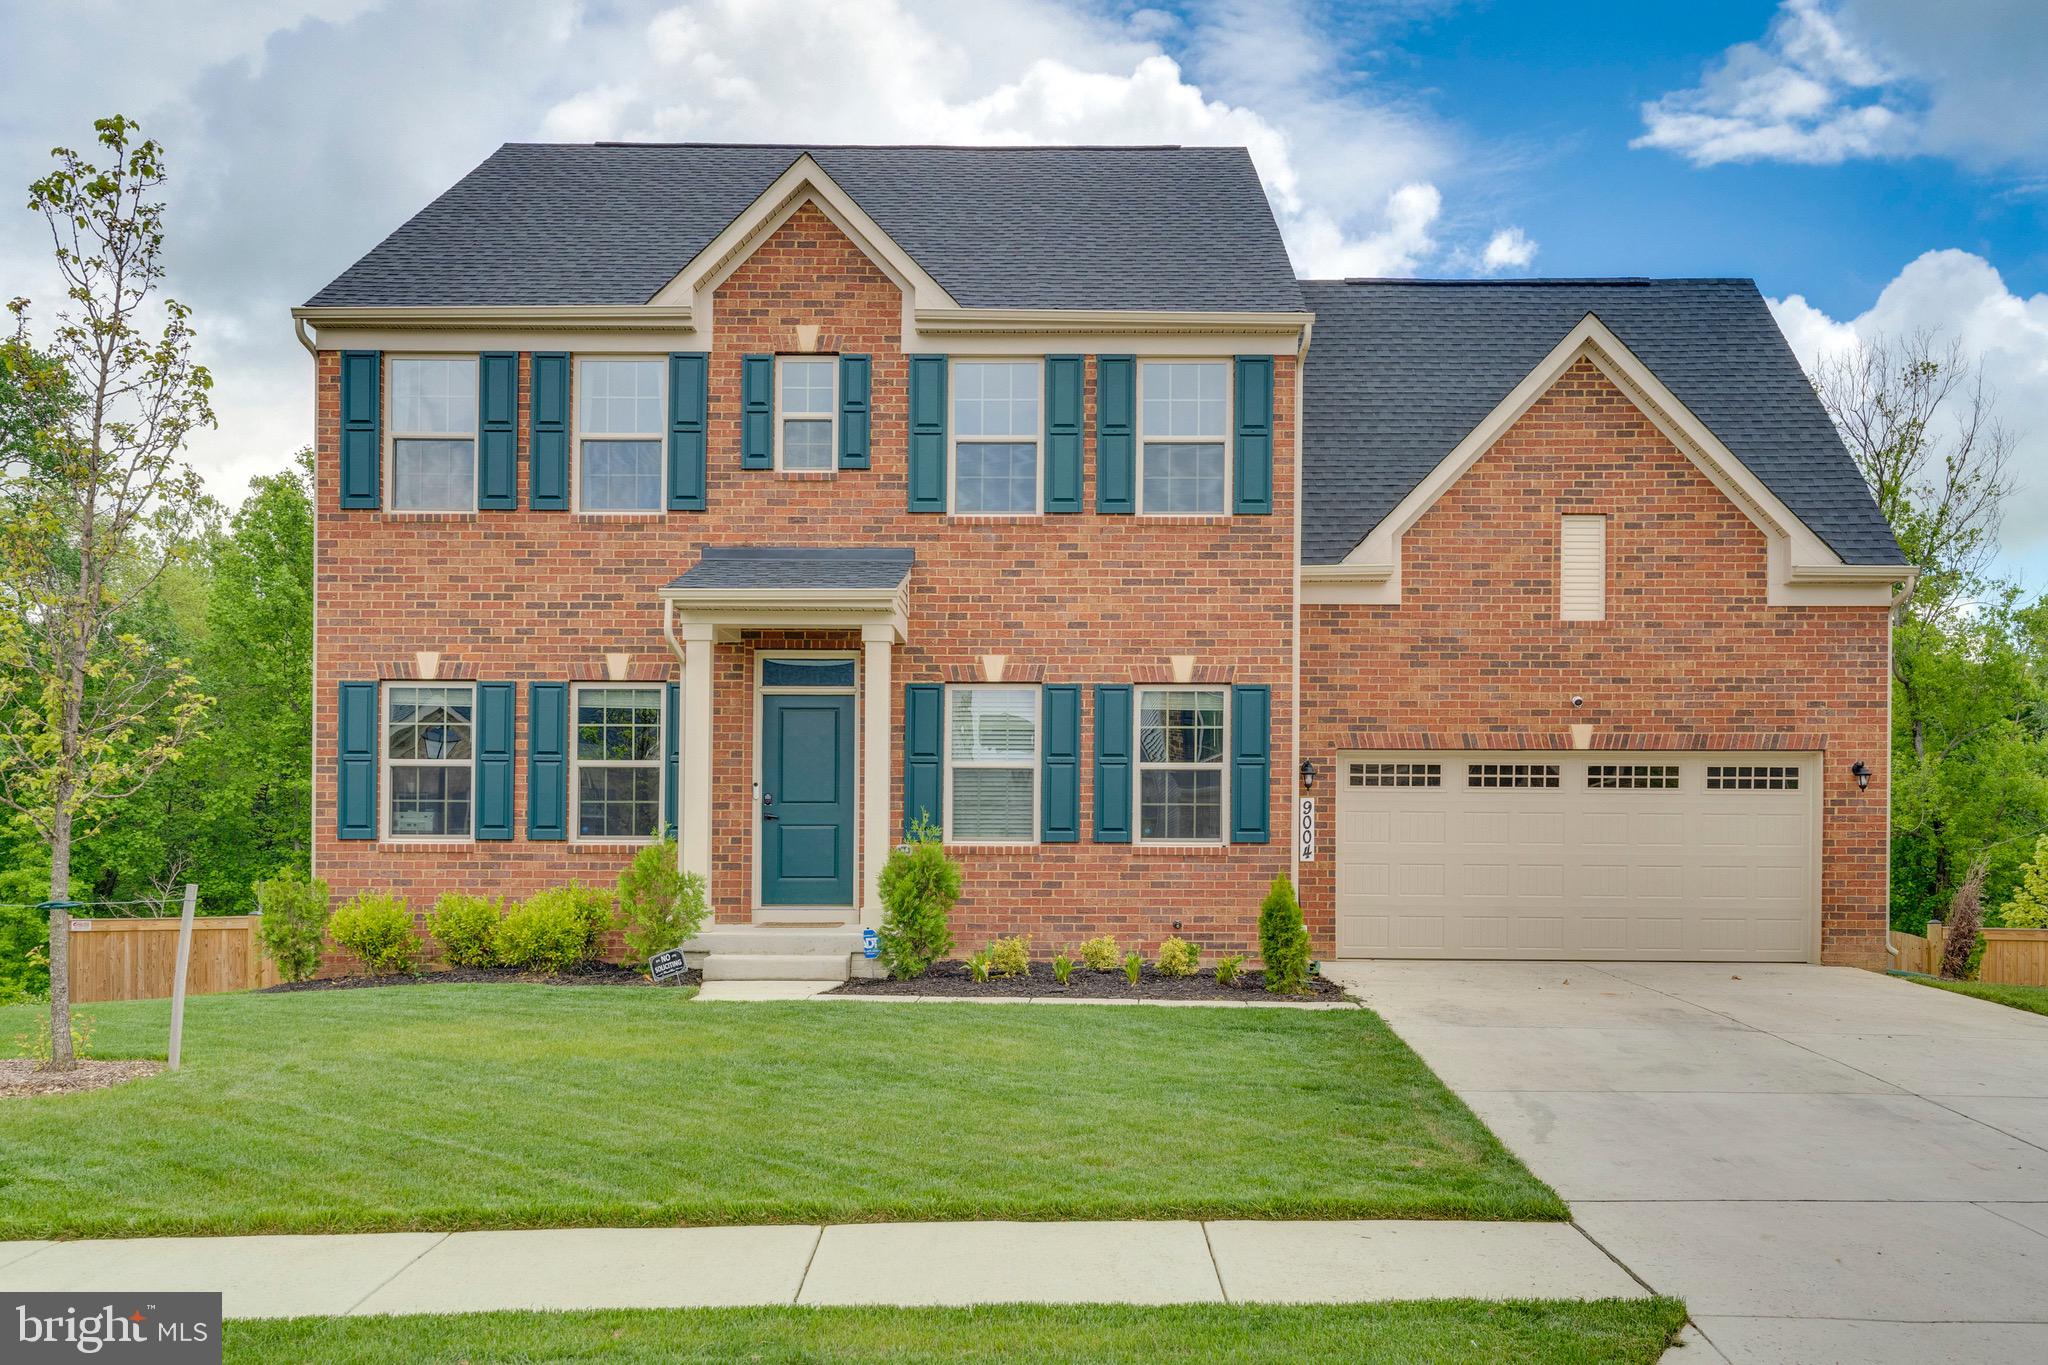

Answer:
[1560,515,1607,621]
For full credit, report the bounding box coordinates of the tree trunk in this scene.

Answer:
[46,809,74,1071]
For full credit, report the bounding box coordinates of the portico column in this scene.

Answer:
[861,623,896,929]
[678,621,716,907]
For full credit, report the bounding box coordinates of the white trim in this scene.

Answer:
[943,683,1043,847]
[567,682,666,846]
[384,354,478,514]
[1132,684,1230,847]
[572,355,666,515]
[774,354,839,473]
[380,680,477,845]
[1135,358,1233,518]
[752,650,862,917]
[947,357,1044,517]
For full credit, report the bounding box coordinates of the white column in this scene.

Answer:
[861,623,896,928]
[679,622,716,907]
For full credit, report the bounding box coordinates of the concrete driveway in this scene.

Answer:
[1324,961,2048,1364]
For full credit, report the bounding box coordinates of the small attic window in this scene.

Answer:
[1560,514,1606,621]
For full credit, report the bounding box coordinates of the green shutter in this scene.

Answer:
[336,681,378,839]
[904,683,944,835]
[1044,355,1083,514]
[669,352,709,510]
[839,354,871,469]
[1093,685,1132,842]
[663,681,680,839]
[477,352,518,509]
[527,682,568,841]
[1233,356,1274,515]
[1095,356,1134,514]
[1230,685,1271,844]
[528,352,569,510]
[741,355,773,468]
[1041,684,1080,843]
[338,351,381,509]
[907,354,947,513]
[475,682,515,839]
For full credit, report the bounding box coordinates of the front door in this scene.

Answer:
[760,692,856,907]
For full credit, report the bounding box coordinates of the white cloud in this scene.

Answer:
[1635,0,2048,170]
[1480,226,1537,273]
[1769,250,2048,577]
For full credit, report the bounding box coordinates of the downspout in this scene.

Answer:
[294,314,317,356]
[1291,319,1312,896]
[302,313,319,900]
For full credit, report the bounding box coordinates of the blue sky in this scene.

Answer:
[2,0,2043,581]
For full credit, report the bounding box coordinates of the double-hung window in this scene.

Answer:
[1136,687,1226,842]
[572,684,664,840]
[386,684,474,839]
[389,358,477,512]
[578,358,665,511]
[777,357,836,471]
[1139,361,1228,515]
[952,360,1040,513]
[946,686,1039,842]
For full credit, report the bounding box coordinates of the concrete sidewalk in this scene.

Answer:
[0,1220,1644,1319]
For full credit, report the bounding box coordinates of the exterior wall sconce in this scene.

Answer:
[1851,760,1870,792]
[1300,759,1317,792]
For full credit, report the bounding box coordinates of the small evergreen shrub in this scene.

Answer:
[1122,951,1143,985]
[524,883,616,961]
[427,893,504,968]
[1214,953,1247,986]
[1078,935,1121,971]
[329,893,419,976]
[495,896,593,974]
[877,815,960,979]
[616,838,708,963]
[985,935,1031,978]
[1155,936,1199,977]
[253,869,331,983]
[965,949,994,983]
[1051,950,1077,985]
[2003,836,2048,928]
[1259,874,1311,995]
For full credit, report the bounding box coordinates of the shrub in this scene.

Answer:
[427,893,504,968]
[965,949,994,983]
[1051,950,1076,985]
[1078,935,1121,971]
[496,896,593,974]
[616,838,708,963]
[1122,951,1142,985]
[329,893,419,976]
[1215,953,1247,986]
[1155,936,1199,978]
[2003,836,2048,929]
[1941,858,1990,981]
[877,815,960,979]
[986,935,1030,978]
[524,883,615,961]
[15,1011,93,1065]
[253,870,331,984]
[1259,874,1311,995]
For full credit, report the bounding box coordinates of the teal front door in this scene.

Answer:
[760,692,856,907]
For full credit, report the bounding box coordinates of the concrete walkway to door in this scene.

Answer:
[1324,960,2048,1364]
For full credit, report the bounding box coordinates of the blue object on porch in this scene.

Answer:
[862,928,879,959]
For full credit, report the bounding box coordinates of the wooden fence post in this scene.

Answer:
[167,883,197,1070]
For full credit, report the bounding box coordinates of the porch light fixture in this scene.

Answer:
[1851,760,1870,792]
[1299,759,1317,792]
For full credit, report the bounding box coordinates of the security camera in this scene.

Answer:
[1570,695,1585,709]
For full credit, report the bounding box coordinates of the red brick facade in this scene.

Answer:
[1298,359,1891,967]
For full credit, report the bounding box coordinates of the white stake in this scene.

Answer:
[168,882,197,1071]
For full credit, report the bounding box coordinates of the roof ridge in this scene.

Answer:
[549,141,1196,152]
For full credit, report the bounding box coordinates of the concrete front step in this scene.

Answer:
[687,927,863,957]
[701,953,851,982]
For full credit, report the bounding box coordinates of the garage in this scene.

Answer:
[1333,751,1819,961]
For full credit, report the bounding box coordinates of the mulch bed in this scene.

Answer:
[262,962,700,993]
[830,960,1352,1002]
[1,1058,164,1098]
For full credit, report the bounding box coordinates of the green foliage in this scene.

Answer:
[985,935,1030,978]
[1214,954,1247,987]
[13,1010,93,1063]
[494,896,596,975]
[426,894,504,970]
[1078,935,1120,971]
[327,894,418,976]
[1259,875,1311,995]
[1050,950,1076,985]
[1122,951,1142,986]
[615,838,706,964]
[1155,937,1199,978]
[521,884,615,963]
[876,816,959,980]
[2000,836,2048,929]
[965,950,993,983]
[252,869,330,983]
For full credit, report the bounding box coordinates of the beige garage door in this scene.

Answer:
[1333,751,1818,961]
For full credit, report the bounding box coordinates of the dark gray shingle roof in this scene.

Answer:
[306,143,1304,313]
[666,546,914,592]
[1299,278,1903,566]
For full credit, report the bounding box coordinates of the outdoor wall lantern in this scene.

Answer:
[1299,759,1317,792]
[1851,760,1871,792]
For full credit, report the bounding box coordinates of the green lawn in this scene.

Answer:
[0,985,1561,1237]
[226,1301,1688,1364]
[1894,971,2048,1017]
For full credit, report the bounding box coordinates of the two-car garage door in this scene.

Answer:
[1333,751,1818,961]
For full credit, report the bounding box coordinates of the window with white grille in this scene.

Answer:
[1587,764,1680,790]
[1349,762,1442,788]
[1560,514,1607,621]
[1467,762,1560,789]
[1707,765,1800,790]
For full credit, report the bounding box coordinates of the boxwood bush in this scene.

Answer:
[427,893,505,968]
[494,895,592,974]
[328,893,419,976]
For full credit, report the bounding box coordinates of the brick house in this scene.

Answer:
[297,143,1906,977]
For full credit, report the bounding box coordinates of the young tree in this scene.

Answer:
[0,117,213,1068]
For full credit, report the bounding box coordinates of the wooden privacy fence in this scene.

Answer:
[1892,923,2048,987]
[67,914,279,1003]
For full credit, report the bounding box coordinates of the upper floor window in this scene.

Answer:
[946,685,1039,843]
[952,360,1040,514]
[778,357,837,471]
[1139,361,1228,515]
[1136,686,1227,842]
[388,358,476,512]
[578,358,664,512]
[573,684,664,841]
[386,683,473,839]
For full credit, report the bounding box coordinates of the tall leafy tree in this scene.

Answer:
[0,117,213,1068]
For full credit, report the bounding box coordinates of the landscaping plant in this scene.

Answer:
[1214,953,1246,987]
[1122,951,1143,986]
[2002,835,2048,928]
[252,870,331,984]
[965,950,994,983]
[985,935,1030,979]
[1155,936,1199,977]
[1259,874,1311,994]
[327,893,419,976]
[495,896,594,974]
[1940,858,1990,980]
[14,1010,92,1065]
[876,815,959,979]
[1078,935,1120,971]
[616,837,707,963]
[426,894,504,969]
[1050,950,1076,985]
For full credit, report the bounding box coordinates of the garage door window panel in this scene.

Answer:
[1351,761,1441,788]
[1707,765,1800,790]
[1467,762,1559,789]
[1587,764,1680,790]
